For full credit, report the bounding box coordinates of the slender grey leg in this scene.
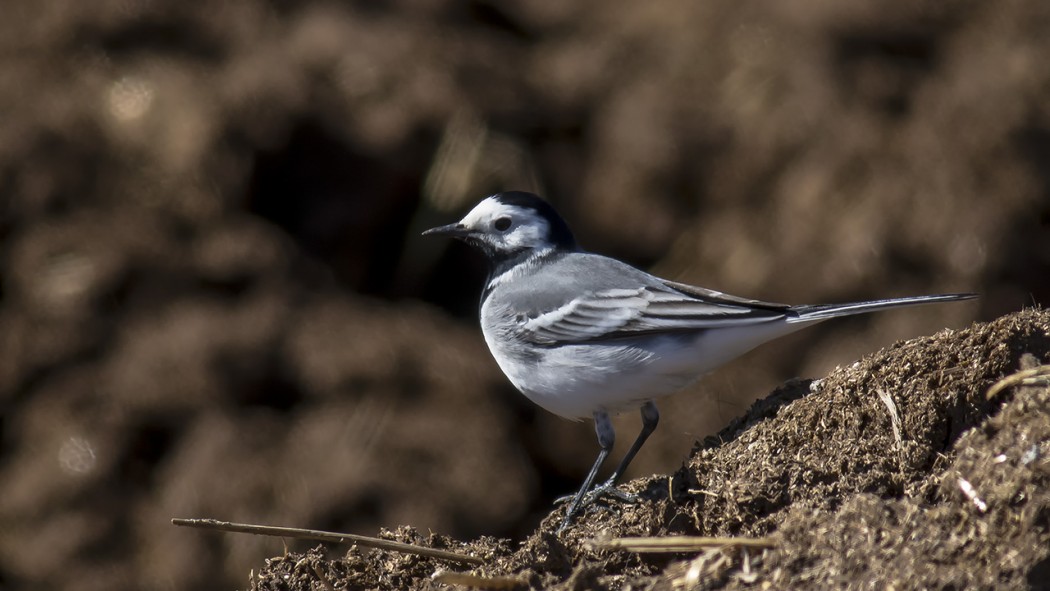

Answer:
[558,403,662,531]
[603,401,660,488]
[559,410,615,531]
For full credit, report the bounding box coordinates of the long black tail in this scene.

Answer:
[787,293,977,322]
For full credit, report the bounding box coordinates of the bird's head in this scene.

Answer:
[423,191,577,261]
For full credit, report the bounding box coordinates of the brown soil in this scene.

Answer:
[2,1,1049,590]
[252,309,1050,590]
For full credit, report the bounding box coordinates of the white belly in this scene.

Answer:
[482,320,812,420]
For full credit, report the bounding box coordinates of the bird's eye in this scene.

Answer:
[493,217,512,232]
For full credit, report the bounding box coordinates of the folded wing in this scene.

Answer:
[520,285,786,345]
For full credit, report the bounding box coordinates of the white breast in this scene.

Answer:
[481,300,811,420]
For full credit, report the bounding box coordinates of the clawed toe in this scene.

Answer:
[553,492,576,506]
[593,484,636,503]
[557,481,636,508]
[556,479,639,531]
[585,479,637,504]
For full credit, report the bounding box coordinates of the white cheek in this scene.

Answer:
[505,223,546,248]
[504,230,526,248]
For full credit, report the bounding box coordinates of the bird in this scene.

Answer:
[423,191,976,531]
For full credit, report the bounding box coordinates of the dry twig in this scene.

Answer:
[986,365,1050,399]
[876,389,904,450]
[171,518,484,566]
[431,570,528,590]
[589,535,775,553]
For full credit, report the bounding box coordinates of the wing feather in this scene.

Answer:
[520,285,784,345]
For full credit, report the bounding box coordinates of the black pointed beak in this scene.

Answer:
[422,223,472,238]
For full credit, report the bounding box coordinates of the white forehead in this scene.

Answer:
[460,197,536,226]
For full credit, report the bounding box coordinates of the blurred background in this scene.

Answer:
[0,0,1047,589]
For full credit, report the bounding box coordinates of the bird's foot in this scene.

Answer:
[555,478,637,532]
[555,477,637,506]
[585,479,637,503]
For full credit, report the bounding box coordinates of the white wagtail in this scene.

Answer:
[423,191,976,530]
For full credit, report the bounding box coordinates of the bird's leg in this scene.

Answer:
[588,401,660,502]
[557,403,662,530]
[558,410,614,531]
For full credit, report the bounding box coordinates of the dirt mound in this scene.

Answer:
[252,308,1050,589]
[2,1,1049,589]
